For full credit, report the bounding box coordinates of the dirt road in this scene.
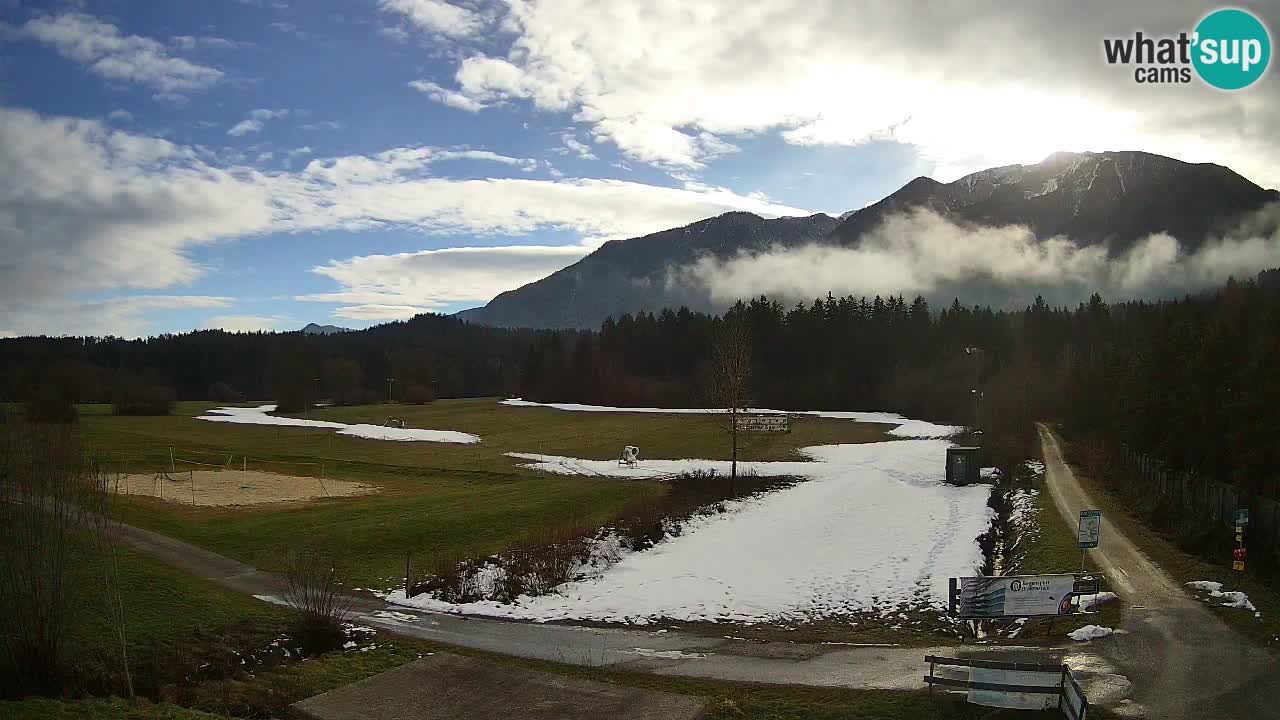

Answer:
[1037,423,1280,719]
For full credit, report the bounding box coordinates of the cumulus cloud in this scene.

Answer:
[0,106,811,334]
[298,244,600,319]
[228,108,290,136]
[15,12,223,93]
[558,132,597,160]
[408,79,486,112]
[378,0,485,38]
[674,207,1280,308]
[423,1,1280,184]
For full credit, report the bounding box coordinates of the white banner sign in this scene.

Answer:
[957,574,1076,618]
[735,415,789,432]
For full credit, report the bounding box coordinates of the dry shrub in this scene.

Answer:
[0,420,121,697]
[281,545,353,653]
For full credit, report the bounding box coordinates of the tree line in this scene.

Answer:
[0,313,539,414]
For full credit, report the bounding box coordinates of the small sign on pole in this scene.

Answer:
[1078,510,1102,549]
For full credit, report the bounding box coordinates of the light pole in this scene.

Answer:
[964,347,983,435]
[387,377,395,404]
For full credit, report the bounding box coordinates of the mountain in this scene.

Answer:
[458,212,839,329]
[301,322,350,335]
[831,151,1277,252]
[460,151,1278,330]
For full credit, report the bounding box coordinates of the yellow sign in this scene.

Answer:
[1233,561,1245,571]
[1237,533,1244,541]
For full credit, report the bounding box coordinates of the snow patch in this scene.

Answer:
[499,398,962,439]
[198,404,480,444]
[389,439,994,625]
[617,648,708,659]
[1187,581,1258,613]
[1069,625,1115,641]
[1078,592,1118,612]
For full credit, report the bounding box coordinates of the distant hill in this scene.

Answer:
[459,151,1278,330]
[301,322,350,335]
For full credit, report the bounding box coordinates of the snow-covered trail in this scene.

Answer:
[196,404,481,444]
[390,439,993,624]
[499,399,964,439]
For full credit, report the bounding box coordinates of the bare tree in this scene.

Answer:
[708,318,752,493]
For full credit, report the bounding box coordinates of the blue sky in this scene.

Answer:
[1,0,1276,336]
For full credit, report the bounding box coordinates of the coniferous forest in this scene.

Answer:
[4,270,1279,500]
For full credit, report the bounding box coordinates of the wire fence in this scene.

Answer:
[1119,443,1280,566]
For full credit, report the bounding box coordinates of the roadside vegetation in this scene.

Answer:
[1061,437,1280,647]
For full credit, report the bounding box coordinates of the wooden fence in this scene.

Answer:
[1119,444,1280,564]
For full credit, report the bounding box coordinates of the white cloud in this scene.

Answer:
[378,0,484,38]
[559,132,597,160]
[426,1,1280,184]
[171,35,244,51]
[0,106,811,335]
[298,243,599,318]
[205,314,289,332]
[408,79,486,112]
[228,108,290,137]
[107,109,133,122]
[675,207,1280,307]
[301,120,342,131]
[17,13,223,93]
[4,296,232,338]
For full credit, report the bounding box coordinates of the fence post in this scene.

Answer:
[169,445,176,474]
[404,550,412,599]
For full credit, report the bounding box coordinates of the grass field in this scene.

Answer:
[82,399,890,588]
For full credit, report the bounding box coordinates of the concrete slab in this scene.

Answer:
[290,652,706,720]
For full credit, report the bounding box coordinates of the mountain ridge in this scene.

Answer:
[459,151,1278,330]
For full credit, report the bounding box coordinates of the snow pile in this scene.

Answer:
[1068,625,1115,641]
[1078,591,1118,612]
[1023,460,1046,477]
[980,467,1003,481]
[1186,581,1259,613]
[388,438,994,624]
[499,399,963,439]
[198,405,480,444]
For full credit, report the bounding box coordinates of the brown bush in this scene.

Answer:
[23,385,78,423]
[112,381,175,416]
[402,383,435,405]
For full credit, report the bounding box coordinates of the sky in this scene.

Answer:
[1,0,1277,337]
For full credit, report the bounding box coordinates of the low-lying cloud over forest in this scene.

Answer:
[671,205,1280,308]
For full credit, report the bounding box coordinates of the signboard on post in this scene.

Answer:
[1078,510,1102,549]
[1235,508,1249,527]
[952,575,1076,619]
[734,415,789,433]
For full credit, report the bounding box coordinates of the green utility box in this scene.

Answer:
[945,446,981,485]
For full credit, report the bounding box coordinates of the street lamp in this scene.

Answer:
[964,347,983,434]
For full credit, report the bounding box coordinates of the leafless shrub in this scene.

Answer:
[0,420,129,698]
[281,545,353,653]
